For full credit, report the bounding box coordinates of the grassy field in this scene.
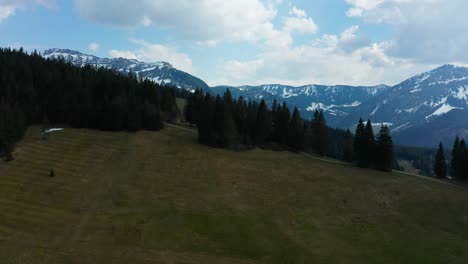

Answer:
[1,126,468,263]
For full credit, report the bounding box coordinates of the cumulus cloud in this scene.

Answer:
[74,0,283,45]
[87,42,99,52]
[0,5,15,21]
[345,0,468,64]
[283,5,318,34]
[0,0,55,22]
[209,26,431,87]
[109,39,193,74]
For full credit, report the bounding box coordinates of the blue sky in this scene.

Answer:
[0,0,466,86]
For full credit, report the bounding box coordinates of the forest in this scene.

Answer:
[0,48,178,160]
[185,89,395,172]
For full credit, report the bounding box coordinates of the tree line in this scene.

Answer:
[185,89,394,172]
[433,136,468,180]
[0,48,178,161]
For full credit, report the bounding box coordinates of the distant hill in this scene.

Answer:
[341,65,468,146]
[211,84,389,125]
[43,48,209,90]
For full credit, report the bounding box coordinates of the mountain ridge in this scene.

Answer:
[43,48,209,90]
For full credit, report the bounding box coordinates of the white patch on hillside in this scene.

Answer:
[454,86,468,101]
[425,103,462,120]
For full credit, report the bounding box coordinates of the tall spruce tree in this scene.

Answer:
[451,136,462,179]
[374,125,394,172]
[459,139,467,180]
[343,129,354,162]
[310,110,328,156]
[363,119,376,168]
[354,118,366,167]
[253,99,272,146]
[288,107,304,152]
[434,142,447,178]
[221,89,237,148]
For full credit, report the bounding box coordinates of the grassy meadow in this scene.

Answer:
[0,125,468,263]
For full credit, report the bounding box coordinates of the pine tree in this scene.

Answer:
[221,89,237,148]
[309,110,328,155]
[343,129,354,162]
[434,142,447,178]
[374,125,394,172]
[354,118,366,167]
[288,107,304,152]
[451,136,462,179]
[254,99,272,146]
[364,119,376,168]
[459,139,467,180]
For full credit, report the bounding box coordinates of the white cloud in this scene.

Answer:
[87,42,99,52]
[0,5,15,21]
[289,6,306,17]
[109,39,193,74]
[0,0,56,22]
[283,5,318,34]
[283,16,318,34]
[345,0,468,64]
[74,0,283,45]
[209,26,431,87]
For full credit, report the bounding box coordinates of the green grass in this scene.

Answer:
[1,126,468,263]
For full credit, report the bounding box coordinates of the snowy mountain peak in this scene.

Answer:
[43,48,208,90]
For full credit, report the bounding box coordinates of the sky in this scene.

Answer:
[0,0,466,87]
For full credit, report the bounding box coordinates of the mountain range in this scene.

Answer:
[44,49,468,147]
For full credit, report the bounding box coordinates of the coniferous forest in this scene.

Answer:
[0,48,178,160]
[186,89,395,172]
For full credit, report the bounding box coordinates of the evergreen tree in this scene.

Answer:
[310,110,328,156]
[343,129,354,162]
[354,118,367,167]
[221,89,237,148]
[288,107,304,152]
[434,142,447,178]
[254,99,272,146]
[451,137,462,179]
[374,125,394,172]
[460,139,467,180]
[364,119,376,168]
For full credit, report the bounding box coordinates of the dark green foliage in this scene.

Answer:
[308,110,327,156]
[343,129,354,162]
[254,99,272,146]
[354,118,367,167]
[374,125,394,172]
[288,107,304,152]
[434,143,447,178]
[394,145,435,176]
[451,137,464,179]
[0,48,177,154]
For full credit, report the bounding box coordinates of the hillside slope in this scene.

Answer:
[1,127,468,263]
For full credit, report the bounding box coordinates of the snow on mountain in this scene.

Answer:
[341,64,468,146]
[43,48,209,90]
[211,84,388,125]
